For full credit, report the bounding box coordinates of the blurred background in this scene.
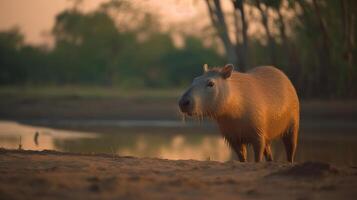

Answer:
[0,0,356,165]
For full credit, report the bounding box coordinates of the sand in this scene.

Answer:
[0,149,356,200]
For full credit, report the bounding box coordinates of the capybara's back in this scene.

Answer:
[238,66,299,141]
[179,64,300,162]
[242,66,299,161]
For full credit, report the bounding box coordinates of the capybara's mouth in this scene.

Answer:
[179,108,193,116]
[181,110,199,117]
[180,110,193,116]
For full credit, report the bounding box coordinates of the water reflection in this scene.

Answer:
[0,121,232,161]
[0,121,97,150]
[0,120,357,165]
[118,135,231,161]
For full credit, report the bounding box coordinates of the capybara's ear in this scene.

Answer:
[221,64,234,79]
[203,64,208,73]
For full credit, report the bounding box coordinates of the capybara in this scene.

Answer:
[179,64,299,163]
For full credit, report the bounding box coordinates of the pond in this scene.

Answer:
[0,120,356,165]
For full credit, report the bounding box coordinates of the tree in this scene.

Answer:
[0,28,27,84]
[205,0,238,68]
[164,36,224,86]
[232,0,249,71]
[341,0,356,94]
[51,9,127,84]
[255,0,277,66]
[268,0,301,87]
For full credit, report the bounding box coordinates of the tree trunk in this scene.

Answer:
[312,0,332,97]
[255,0,276,66]
[277,9,287,51]
[232,0,248,71]
[205,0,238,67]
[295,0,319,97]
[341,0,355,96]
[277,8,301,86]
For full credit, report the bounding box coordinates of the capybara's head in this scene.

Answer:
[179,64,234,117]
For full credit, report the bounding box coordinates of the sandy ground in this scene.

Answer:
[0,149,356,200]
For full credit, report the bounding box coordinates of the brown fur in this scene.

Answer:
[179,65,300,162]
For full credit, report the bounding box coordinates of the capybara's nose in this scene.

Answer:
[179,97,191,112]
[181,99,190,107]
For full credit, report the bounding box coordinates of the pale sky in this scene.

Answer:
[0,0,205,45]
[0,0,287,47]
[0,0,72,44]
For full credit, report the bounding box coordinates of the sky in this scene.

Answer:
[0,0,72,45]
[0,0,287,48]
[0,0,204,45]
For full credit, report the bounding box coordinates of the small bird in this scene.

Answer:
[34,131,39,146]
[18,136,22,150]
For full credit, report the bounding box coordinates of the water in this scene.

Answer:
[0,120,357,165]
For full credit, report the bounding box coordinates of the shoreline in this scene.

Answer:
[1,91,357,121]
[1,120,357,166]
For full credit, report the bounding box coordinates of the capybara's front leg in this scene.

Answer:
[236,143,247,162]
[226,138,247,162]
[264,142,273,161]
[253,137,265,162]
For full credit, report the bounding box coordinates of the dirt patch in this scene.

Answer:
[273,161,339,178]
[0,149,357,200]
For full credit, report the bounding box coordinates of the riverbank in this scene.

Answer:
[0,149,357,200]
[1,86,356,121]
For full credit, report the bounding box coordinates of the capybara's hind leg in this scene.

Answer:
[282,123,298,163]
[264,143,273,161]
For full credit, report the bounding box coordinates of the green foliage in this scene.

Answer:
[0,0,356,98]
[164,37,224,86]
[288,0,356,98]
[0,7,223,88]
[0,28,29,84]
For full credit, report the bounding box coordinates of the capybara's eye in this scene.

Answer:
[207,81,214,87]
